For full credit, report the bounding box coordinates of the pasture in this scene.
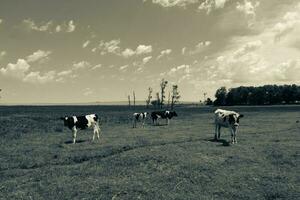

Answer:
[0,105,299,199]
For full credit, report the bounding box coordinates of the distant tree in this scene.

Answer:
[128,95,131,107]
[214,87,227,106]
[160,79,168,108]
[133,91,136,108]
[146,87,153,108]
[156,92,160,108]
[214,84,300,106]
[171,85,180,110]
[167,91,171,108]
[205,98,213,105]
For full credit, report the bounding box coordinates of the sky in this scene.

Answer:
[0,0,299,104]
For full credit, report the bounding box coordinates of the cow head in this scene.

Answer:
[60,116,74,129]
[171,111,178,117]
[228,113,244,129]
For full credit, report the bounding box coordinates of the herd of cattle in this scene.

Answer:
[60,109,243,145]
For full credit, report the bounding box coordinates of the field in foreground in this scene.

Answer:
[0,105,299,200]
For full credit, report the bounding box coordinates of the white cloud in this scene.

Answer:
[55,25,61,32]
[0,19,3,24]
[0,51,6,60]
[0,59,30,79]
[198,0,230,14]
[83,88,93,96]
[273,12,300,42]
[233,40,262,58]
[82,40,90,48]
[57,70,72,76]
[157,49,172,59]
[23,71,56,83]
[23,19,76,33]
[188,41,211,55]
[73,61,91,69]
[149,0,199,8]
[91,64,102,70]
[119,64,129,71]
[143,56,152,64]
[94,39,121,55]
[121,48,136,58]
[66,20,76,32]
[136,45,153,55]
[120,44,153,58]
[23,19,53,32]
[236,0,260,27]
[26,50,51,63]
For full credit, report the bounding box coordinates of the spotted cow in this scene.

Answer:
[60,114,101,144]
[214,109,244,144]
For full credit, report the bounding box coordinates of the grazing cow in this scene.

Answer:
[132,112,149,128]
[60,114,101,144]
[151,110,178,125]
[214,109,244,144]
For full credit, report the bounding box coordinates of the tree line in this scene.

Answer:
[212,84,300,106]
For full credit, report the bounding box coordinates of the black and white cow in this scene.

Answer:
[214,109,244,144]
[132,112,149,128]
[60,114,101,144]
[151,110,178,125]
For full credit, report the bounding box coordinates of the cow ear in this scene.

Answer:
[239,114,244,118]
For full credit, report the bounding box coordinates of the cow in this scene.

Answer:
[214,109,244,144]
[60,114,101,144]
[132,112,149,128]
[151,110,178,125]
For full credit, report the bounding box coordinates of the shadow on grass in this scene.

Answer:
[152,124,168,126]
[64,139,87,144]
[207,138,231,147]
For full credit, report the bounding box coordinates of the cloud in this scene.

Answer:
[149,0,199,8]
[232,40,262,58]
[0,51,6,60]
[135,45,153,55]
[83,88,93,96]
[26,50,51,63]
[57,70,72,76]
[121,48,136,58]
[236,0,260,27]
[23,71,56,83]
[143,56,152,64]
[188,41,211,55]
[0,59,30,79]
[0,19,3,24]
[91,64,102,70]
[119,64,129,71]
[23,19,76,33]
[82,40,90,48]
[198,0,230,14]
[66,20,76,32]
[23,19,53,32]
[273,12,300,42]
[94,39,121,55]
[73,61,91,69]
[157,49,172,59]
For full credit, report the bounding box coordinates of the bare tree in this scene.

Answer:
[133,91,136,109]
[160,78,168,108]
[171,85,180,110]
[156,92,160,108]
[128,95,131,107]
[167,91,171,108]
[146,87,153,108]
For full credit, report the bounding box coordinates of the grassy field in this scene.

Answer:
[0,105,299,199]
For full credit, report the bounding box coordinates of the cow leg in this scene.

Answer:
[230,129,234,144]
[96,125,101,140]
[72,127,77,144]
[218,126,221,139]
[142,119,145,128]
[234,130,237,144]
[214,124,218,140]
[133,119,136,128]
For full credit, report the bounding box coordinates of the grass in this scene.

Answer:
[0,105,299,199]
